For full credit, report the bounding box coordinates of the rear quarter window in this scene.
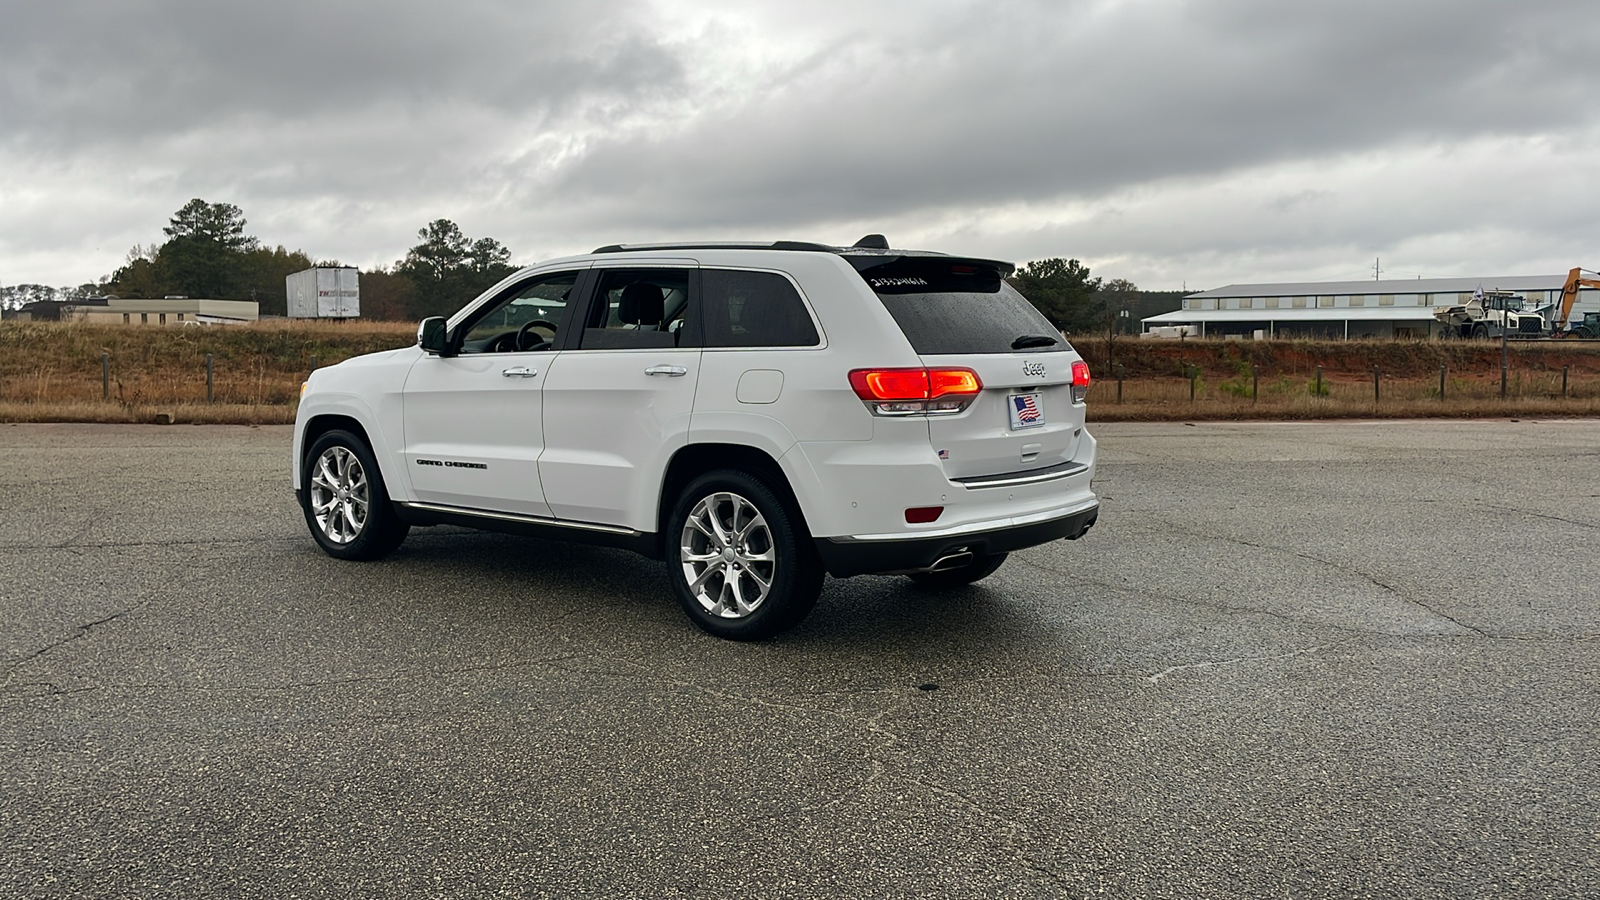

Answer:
[701,269,820,348]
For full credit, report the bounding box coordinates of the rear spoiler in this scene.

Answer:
[842,253,1016,279]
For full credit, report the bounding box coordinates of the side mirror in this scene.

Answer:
[417,317,453,356]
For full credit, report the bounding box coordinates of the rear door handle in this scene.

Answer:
[645,365,688,377]
[501,366,538,378]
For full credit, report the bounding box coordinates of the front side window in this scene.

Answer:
[579,268,693,349]
[458,271,579,353]
[701,270,819,348]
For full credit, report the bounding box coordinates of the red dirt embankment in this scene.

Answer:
[1084,337,1600,380]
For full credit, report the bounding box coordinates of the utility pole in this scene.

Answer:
[1373,257,1383,281]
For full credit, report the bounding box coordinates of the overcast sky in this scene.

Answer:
[4,0,1599,291]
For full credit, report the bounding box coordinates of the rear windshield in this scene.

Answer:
[854,258,1066,355]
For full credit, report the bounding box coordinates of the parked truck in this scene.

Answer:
[1565,310,1600,339]
[1433,289,1548,339]
[286,267,360,319]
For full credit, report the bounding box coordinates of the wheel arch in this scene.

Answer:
[656,443,810,551]
[301,414,373,469]
[296,411,409,500]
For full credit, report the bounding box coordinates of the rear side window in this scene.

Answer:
[857,259,1066,355]
[701,269,819,348]
[579,268,692,349]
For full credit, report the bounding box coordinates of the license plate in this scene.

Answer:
[1008,392,1045,430]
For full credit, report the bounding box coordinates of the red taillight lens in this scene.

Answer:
[849,368,930,401]
[905,506,944,523]
[1072,361,1091,386]
[849,368,982,411]
[928,368,982,398]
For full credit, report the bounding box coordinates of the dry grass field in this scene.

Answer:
[2,321,1599,424]
[0,320,414,423]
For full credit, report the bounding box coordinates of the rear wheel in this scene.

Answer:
[1471,324,1489,339]
[302,430,409,560]
[667,469,822,640]
[907,551,1008,589]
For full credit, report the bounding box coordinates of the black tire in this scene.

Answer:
[301,430,409,561]
[1471,324,1489,340]
[907,551,1009,589]
[666,469,823,641]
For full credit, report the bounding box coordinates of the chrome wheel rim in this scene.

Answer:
[309,446,369,545]
[679,491,776,619]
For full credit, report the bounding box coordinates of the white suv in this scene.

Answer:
[293,237,1098,639]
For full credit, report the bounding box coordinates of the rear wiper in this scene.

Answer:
[1011,334,1059,349]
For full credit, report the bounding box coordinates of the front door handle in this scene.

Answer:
[644,365,688,377]
[501,366,538,378]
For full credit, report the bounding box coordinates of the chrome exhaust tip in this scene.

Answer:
[929,550,974,572]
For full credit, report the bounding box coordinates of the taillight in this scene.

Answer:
[1071,360,1091,404]
[848,367,982,416]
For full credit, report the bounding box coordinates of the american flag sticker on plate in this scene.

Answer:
[1009,392,1044,429]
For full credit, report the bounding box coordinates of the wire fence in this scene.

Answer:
[3,327,1600,423]
[1086,360,1600,420]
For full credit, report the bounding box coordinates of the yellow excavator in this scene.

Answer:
[1555,267,1600,337]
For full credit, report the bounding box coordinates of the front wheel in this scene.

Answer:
[907,551,1009,589]
[302,430,409,560]
[667,469,823,641]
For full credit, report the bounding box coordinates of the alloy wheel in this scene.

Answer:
[309,446,369,544]
[678,491,776,619]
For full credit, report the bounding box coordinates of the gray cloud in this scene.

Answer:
[0,0,680,146]
[545,0,1600,225]
[3,0,1599,290]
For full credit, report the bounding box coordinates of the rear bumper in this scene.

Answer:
[815,499,1098,577]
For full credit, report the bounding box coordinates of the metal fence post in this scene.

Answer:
[1563,365,1569,398]
[1252,365,1259,402]
[1315,365,1322,397]
[101,353,110,400]
[310,354,318,374]
[1439,366,1446,401]
[1373,365,1380,404]
[1501,332,1509,399]
[206,354,214,404]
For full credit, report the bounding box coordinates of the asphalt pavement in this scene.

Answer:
[1,420,1597,898]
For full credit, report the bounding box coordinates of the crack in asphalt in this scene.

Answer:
[1145,644,1336,684]
[1222,537,1493,638]
[233,656,591,692]
[901,775,1076,891]
[1475,502,1600,532]
[0,655,591,701]
[1,681,98,697]
[623,661,1082,888]
[1010,552,1397,639]
[0,537,304,551]
[2,609,133,686]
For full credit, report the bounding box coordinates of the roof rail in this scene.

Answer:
[584,237,1012,275]
[590,240,836,254]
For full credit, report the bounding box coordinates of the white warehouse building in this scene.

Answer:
[1143,275,1600,339]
